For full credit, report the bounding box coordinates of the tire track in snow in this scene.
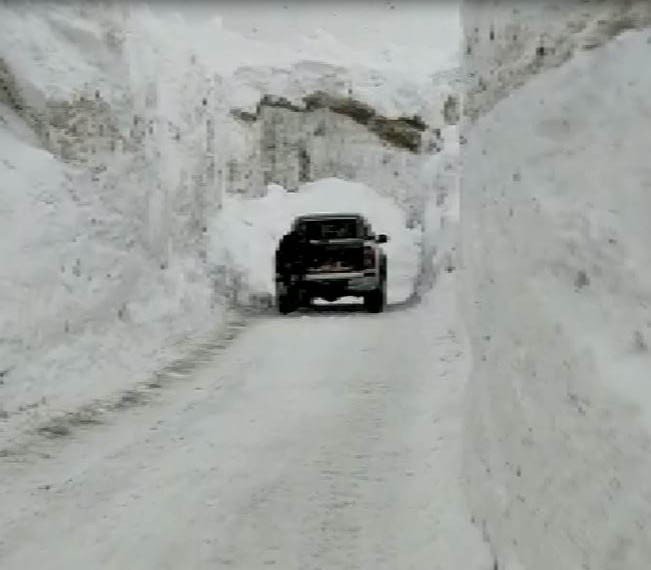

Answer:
[0,311,248,461]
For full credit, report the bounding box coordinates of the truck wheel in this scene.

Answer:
[298,291,312,308]
[277,292,295,314]
[277,284,298,314]
[290,286,309,308]
[364,278,386,313]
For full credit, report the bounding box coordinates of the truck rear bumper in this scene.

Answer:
[275,270,380,299]
[302,271,379,293]
[303,271,365,281]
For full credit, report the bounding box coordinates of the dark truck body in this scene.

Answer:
[275,213,388,313]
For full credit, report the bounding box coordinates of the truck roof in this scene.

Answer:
[294,213,364,222]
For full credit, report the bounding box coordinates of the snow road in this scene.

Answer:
[0,275,489,570]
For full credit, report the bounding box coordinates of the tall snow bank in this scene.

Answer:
[417,125,460,296]
[461,27,651,569]
[0,3,226,442]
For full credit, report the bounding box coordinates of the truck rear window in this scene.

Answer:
[302,219,360,240]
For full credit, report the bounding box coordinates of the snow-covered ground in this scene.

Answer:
[0,3,459,447]
[0,170,428,450]
[0,271,490,570]
[0,3,481,567]
[461,4,651,567]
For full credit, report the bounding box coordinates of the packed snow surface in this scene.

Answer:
[461,26,651,570]
[0,272,490,570]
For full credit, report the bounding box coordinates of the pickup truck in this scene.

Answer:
[275,213,388,314]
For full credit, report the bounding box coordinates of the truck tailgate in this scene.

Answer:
[306,239,365,272]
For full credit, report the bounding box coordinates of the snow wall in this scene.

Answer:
[460,1,651,568]
[0,2,459,442]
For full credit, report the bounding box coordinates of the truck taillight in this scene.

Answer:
[363,246,375,269]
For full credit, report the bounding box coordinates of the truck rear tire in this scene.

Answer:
[278,292,295,314]
[277,283,298,314]
[364,259,387,313]
[364,281,386,313]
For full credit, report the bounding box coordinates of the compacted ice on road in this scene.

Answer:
[0,274,489,570]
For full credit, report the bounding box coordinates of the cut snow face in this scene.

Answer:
[208,178,421,306]
[0,107,226,442]
[462,0,651,120]
[462,27,651,570]
[159,2,459,79]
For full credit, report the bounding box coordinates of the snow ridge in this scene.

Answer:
[461,2,651,568]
